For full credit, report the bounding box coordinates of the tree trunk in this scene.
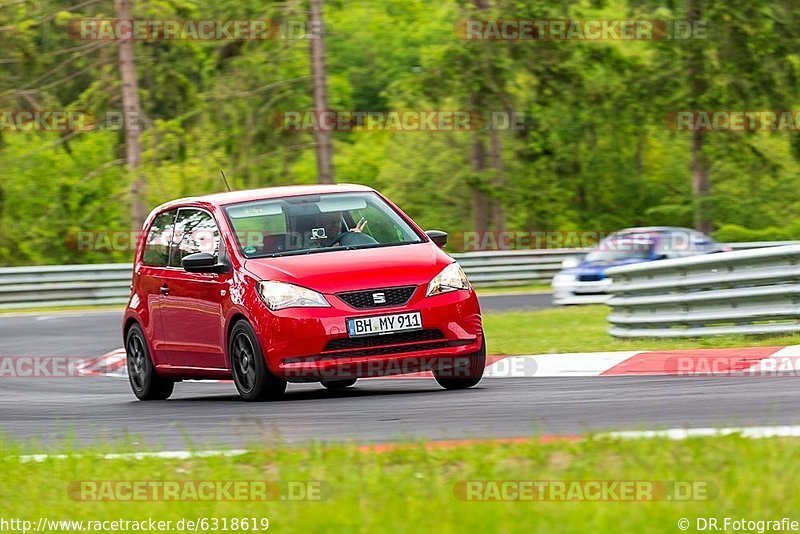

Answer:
[488,130,506,231]
[691,129,711,233]
[309,0,333,184]
[115,0,145,231]
[467,0,491,233]
[687,0,711,233]
[471,135,489,232]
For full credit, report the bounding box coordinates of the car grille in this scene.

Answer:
[578,273,605,282]
[336,286,417,309]
[331,340,468,358]
[324,329,444,351]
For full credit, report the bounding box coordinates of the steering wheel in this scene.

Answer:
[330,231,378,247]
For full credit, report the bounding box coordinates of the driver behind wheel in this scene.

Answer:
[308,211,376,248]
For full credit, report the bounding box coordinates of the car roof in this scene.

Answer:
[613,226,698,235]
[153,183,377,212]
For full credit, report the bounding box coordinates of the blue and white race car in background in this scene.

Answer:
[552,227,726,305]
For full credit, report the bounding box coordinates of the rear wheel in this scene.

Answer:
[230,320,286,402]
[433,336,486,390]
[126,323,174,401]
[322,379,357,390]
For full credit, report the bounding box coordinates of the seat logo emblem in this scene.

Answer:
[372,292,386,304]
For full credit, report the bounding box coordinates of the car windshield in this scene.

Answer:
[584,237,653,262]
[224,192,423,258]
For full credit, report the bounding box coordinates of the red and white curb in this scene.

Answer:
[76,349,127,378]
[485,345,800,377]
[84,345,800,379]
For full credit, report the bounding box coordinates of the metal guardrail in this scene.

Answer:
[452,249,582,285]
[606,244,800,338]
[0,263,134,310]
[0,250,581,310]
[0,242,795,310]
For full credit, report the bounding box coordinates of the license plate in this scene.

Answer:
[346,312,422,338]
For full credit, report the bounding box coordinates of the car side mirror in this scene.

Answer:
[182,252,229,273]
[426,230,448,248]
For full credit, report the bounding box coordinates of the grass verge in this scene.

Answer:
[1,435,798,532]
[484,305,800,355]
[0,304,124,315]
[474,283,552,295]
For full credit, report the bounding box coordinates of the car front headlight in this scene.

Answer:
[426,262,470,297]
[561,256,580,269]
[258,281,330,311]
[552,272,577,285]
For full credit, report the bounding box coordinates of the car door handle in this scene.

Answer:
[160,284,169,295]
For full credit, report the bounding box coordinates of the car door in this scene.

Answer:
[158,207,228,370]
[137,209,178,362]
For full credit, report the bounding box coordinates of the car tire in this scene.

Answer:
[126,323,174,401]
[433,336,486,390]
[321,379,357,390]
[229,320,287,402]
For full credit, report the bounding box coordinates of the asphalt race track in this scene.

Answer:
[0,292,552,358]
[3,292,800,450]
[3,374,800,449]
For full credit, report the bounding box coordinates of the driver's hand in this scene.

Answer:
[352,218,368,233]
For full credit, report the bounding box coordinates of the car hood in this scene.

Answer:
[578,257,650,271]
[243,243,452,294]
[560,257,651,279]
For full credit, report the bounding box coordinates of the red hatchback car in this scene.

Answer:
[123,184,485,401]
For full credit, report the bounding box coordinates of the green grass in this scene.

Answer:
[2,435,798,533]
[474,283,552,295]
[484,305,800,355]
[0,304,124,315]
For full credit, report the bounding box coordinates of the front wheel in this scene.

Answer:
[126,323,174,401]
[433,337,486,390]
[230,320,287,402]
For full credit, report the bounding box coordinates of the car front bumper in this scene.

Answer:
[257,286,484,381]
[552,278,612,305]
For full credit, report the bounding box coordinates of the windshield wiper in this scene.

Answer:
[250,241,422,259]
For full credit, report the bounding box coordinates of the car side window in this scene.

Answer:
[657,232,714,259]
[169,209,220,268]
[142,210,177,267]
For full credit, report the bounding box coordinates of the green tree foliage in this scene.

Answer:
[0,0,798,265]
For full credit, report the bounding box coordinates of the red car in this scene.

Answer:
[123,184,485,401]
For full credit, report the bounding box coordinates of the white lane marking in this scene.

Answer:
[11,425,800,463]
[484,352,640,377]
[604,425,800,440]
[14,449,249,463]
